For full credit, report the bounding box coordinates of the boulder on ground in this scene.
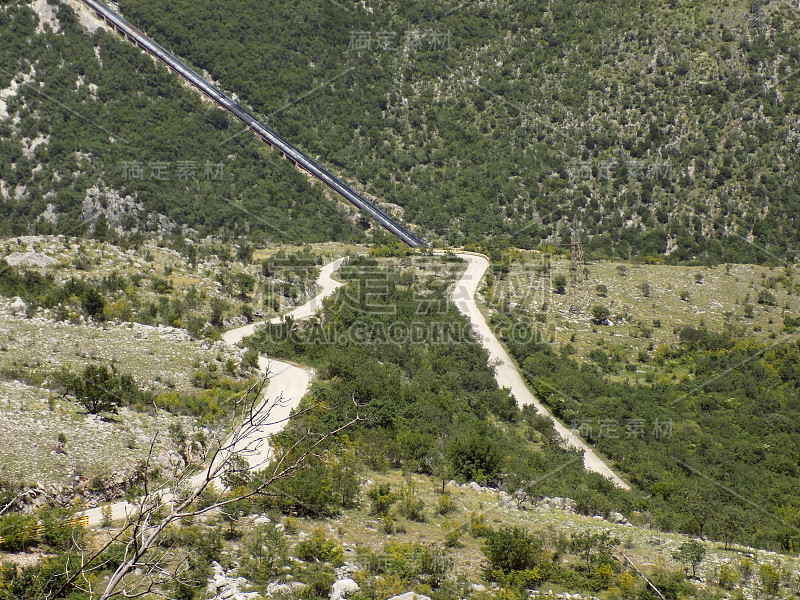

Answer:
[267,582,306,596]
[9,297,27,316]
[610,511,627,523]
[330,578,359,600]
[387,593,431,600]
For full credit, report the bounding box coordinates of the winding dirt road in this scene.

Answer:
[80,258,345,526]
[453,253,630,490]
[80,252,627,527]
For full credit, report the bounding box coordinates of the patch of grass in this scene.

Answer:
[488,252,798,371]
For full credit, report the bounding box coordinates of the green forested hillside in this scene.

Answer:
[502,321,800,553]
[4,0,800,259]
[247,252,800,553]
[0,2,363,243]
[115,0,800,261]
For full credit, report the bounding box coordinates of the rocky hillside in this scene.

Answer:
[0,1,365,244]
[5,469,798,600]
[0,236,348,491]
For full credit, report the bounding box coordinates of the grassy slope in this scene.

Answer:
[0,237,357,486]
[488,251,799,372]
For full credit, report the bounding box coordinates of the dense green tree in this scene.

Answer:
[328,440,362,509]
[591,304,611,325]
[0,514,38,552]
[483,526,545,576]
[240,523,289,584]
[233,273,255,299]
[553,273,568,295]
[569,531,619,569]
[446,426,503,482]
[57,364,149,414]
[712,505,747,551]
[220,454,252,490]
[672,541,706,579]
[758,563,781,596]
[61,364,122,414]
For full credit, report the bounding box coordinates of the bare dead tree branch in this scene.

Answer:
[91,371,357,600]
[0,491,25,517]
[41,355,357,600]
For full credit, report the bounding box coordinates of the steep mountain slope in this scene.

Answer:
[0,1,364,243]
[118,0,800,261]
[5,0,800,259]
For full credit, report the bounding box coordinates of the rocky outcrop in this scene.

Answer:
[458,481,631,525]
[608,511,628,525]
[12,469,146,513]
[536,496,577,513]
[207,562,259,600]
[530,591,599,600]
[5,252,58,267]
[81,186,143,233]
[264,581,307,597]
[387,593,431,600]
[8,297,27,316]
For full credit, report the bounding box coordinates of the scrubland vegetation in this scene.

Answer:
[2,0,800,596]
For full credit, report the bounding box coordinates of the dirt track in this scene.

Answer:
[81,258,346,526]
[453,253,630,490]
